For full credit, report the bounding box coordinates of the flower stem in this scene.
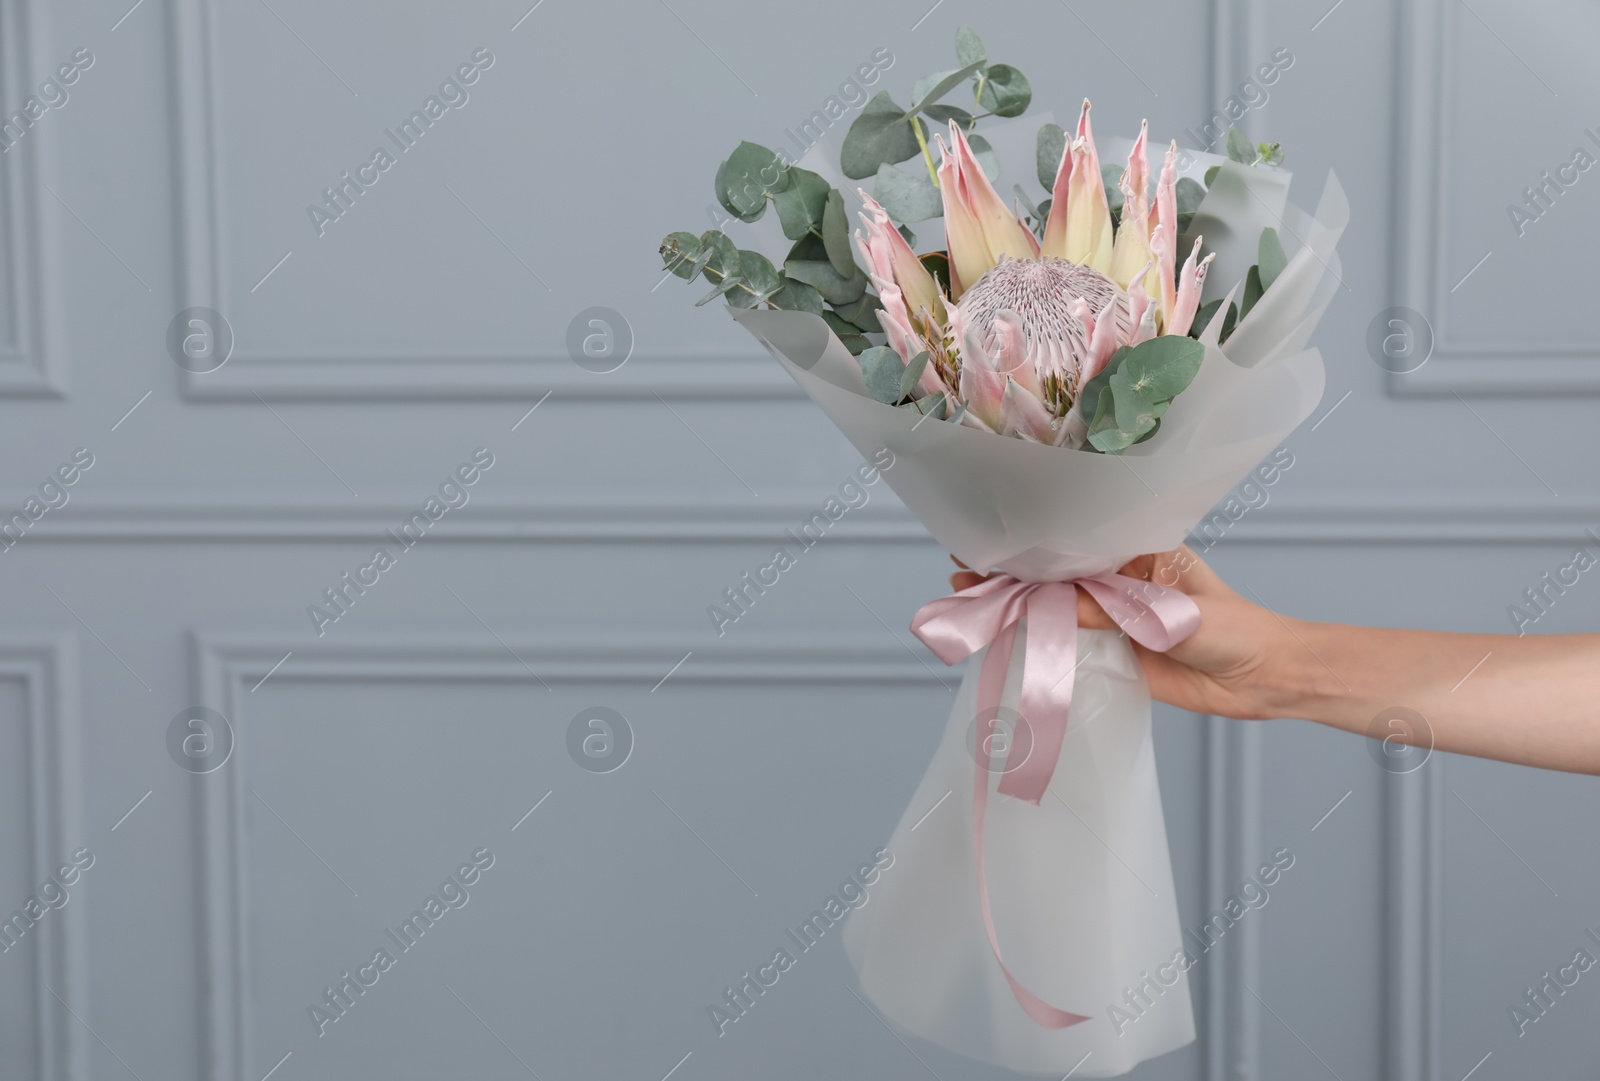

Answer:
[911,116,939,187]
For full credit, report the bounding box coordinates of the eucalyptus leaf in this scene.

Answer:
[1239,264,1264,321]
[822,189,857,278]
[915,391,947,418]
[955,25,987,69]
[875,162,944,222]
[1224,126,1255,164]
[1116,335,1204,401]
[1012,184,1040,223]
[1258,227,1287,290]
[1102,162,1125,213]
[1108,368,1164,435]
[772,167,831,241]
[1190,298,1223,340]
[714,141,789,222]
[977,64,1031,117]
[785,233,869,305]
[1217,299,1238,342]
[659,231,702,280]
[1175,176,1206,215]
[897,223,917,247]
[822,310,862,339]
[695,275,742,306]
[697,230,739,278]
[725,250,781,308]
[1204,164,1221,186]
[899,350,930,399]
[857,345,906,404]
[835,294,883,333]
[909,61,985,115]
[767,277,825,315]
[1079,338,1199,454]
[841,92,925,180]
[923,103,974,131]
[1036,122,1066,190]
[1080,346,1129,420]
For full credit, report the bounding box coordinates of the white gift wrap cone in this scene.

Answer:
[842,626,1194,1076]
[727,170,1345,1075]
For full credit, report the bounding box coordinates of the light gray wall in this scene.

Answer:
[1,0,1597,1078]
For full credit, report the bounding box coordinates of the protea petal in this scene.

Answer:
[1153,140,1179,329]
[999,377,1058,442]
[855,191,943,327]
[1108,121,1153,292]
[1042,101,1113,272]
[1168,238,1216,338]
[959,360,1005,428]
[1126,261,1153,340]
[877,292,918,363]
[1082,293,1124,384]
[1130,292,1158,346]
[937,123,1039,300]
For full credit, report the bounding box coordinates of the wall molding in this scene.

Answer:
[165,0,798,403]
[0,0,68,397]
[1387,0,1596,396]
[5,496,1595,544]
[1199,714,1264,1081]
[0,635,86,1081]
[1384,754,1444,1081]
[188,630,945,1081]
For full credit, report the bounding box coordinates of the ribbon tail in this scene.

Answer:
[997,584,1081,805]
[970,621,1091,1030]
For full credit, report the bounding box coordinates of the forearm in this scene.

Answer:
[1260,620,1600,774]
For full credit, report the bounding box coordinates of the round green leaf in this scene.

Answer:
[767,277,825,315]
[1101,163,1125,213]
[1036,122,1066,190]
[898,350,930,399]
[923,103,974,131]
[726,249,781,308]
[784,233,868,305]
[977,64,1031,117]
[874,162,944,222]
[841,92,924,180]
[772,168,831,241]
[659,232,702,280]
[955,25,987,70]
[1224,126,1254,164]
[696,230,739,278]
[910,61,985,115]
[835,293,884,333]
[1257,227,1288,290]
[1118,335,1204,401]
[822,189,857,278]
[857,345,906,404]
[1175,176,1206,215]
[715,141,790,222]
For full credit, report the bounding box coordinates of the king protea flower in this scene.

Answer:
[854,100,1214,447]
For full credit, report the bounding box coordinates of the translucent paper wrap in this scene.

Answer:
[731,159,1347,1076]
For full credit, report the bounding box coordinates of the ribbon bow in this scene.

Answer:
[910,570,1201,1029]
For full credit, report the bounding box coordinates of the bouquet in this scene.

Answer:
[658,26,1345,1077]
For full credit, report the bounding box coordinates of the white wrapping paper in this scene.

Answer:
[730,162,1346,1076]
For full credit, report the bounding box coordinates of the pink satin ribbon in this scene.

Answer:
[910,571,1201,1029]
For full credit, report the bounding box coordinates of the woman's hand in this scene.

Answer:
[950,548,1302,721]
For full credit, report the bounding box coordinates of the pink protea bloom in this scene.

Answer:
[857,100,1215,444]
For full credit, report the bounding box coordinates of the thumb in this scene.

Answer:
[1075,584,1121,631]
